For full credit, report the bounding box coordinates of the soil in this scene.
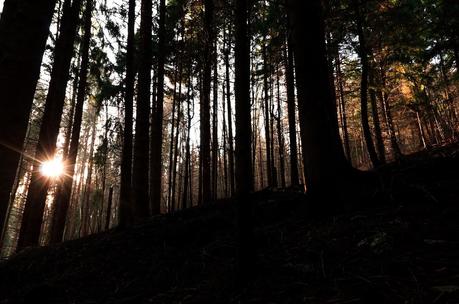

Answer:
[1,144,459,303]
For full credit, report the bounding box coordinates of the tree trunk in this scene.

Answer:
[335,48,351,160]
[234,0,254,283]
[262,43,273,188]
[354,1,380,168]
[46,0,93,245]
[283,37,300,187]
[0,0,56,243]
[167,59,179,212]
[182,73,193,210]
[16,0,82,249]
[211,41,219,200]
[224,26,235,197]
[369,63,386,163]
[171,35,184,211]
[118,0,135,227]
[378,66,402,158]
[222,81,229,197]
[132,0,152,219]
[150,0,166,215]
[200,0,213,205]
[275,66,286,188]
[287,0,351,197]
[105,186,113,230]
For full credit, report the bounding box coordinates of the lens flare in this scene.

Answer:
[40,158,64,178]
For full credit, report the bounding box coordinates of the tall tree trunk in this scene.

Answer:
[182,73,192,210]
[211,41,219,200]
[378,66,402,158]
[287,0,351,196]
[105,186,113,230]
[234,0,254,282]
[283,37,299,187]
[262,43,273,188]
[133,0,152,219]
[47,0,93,245]
[63,57,81,158]
[81,115,97,237]
[118,0,135,227]
[200,0,213,204]
[222,81,229,197]
[335,48,351,160]
[150,0,166,215]
[354,0,380,168]
[0,0,56,244]
[275,66,286,188]
[171,31,184,210]
[167,59,179,212]
[224,26,235,197]
[369,63,386,163]
[17,0,83,249]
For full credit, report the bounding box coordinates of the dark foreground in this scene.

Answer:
[1,145,459,304]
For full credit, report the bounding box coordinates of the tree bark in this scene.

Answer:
[283,37,300,187]
[224,26,235,197]
[46,0,93,245]
[118,0,135,227]
[334,49,351,160]
[211,41,219,200]
[18,0,82,249]
[200,0,214,204]
[369,63,386,163]
[234,0,254,283]
[150,0,166,215]
[354,0,380,168]
[262,43,273,188]
[287,0,351,196]
[133,0,152,218]
[275,66,286,188]
[0,0,57,244]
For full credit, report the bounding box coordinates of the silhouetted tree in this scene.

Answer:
[118,0,135,227]
[0,0,57,244]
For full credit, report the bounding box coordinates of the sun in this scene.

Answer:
[40,158,64,178]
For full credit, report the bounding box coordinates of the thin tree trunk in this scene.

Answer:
[283,37,299,187]
[105,186,113,230]
[262,42,273,187]
[369,63,386,163]
[63,57,81,158]
[222,81,229,197]
[182,73,193,209]
[171,39,184,211]
[378,66,402,158]
[212,41,219,200]
[224,26,235,197]
[335,49,351,160]
[47,0,93,244]
[167,59,179,212]
[276,66,286,188]
[354,0,380,168]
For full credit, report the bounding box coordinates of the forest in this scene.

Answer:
[0,0,458,302]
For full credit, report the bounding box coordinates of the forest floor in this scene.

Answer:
[1,144,459,304]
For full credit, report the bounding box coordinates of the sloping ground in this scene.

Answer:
[1,145,459,304]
